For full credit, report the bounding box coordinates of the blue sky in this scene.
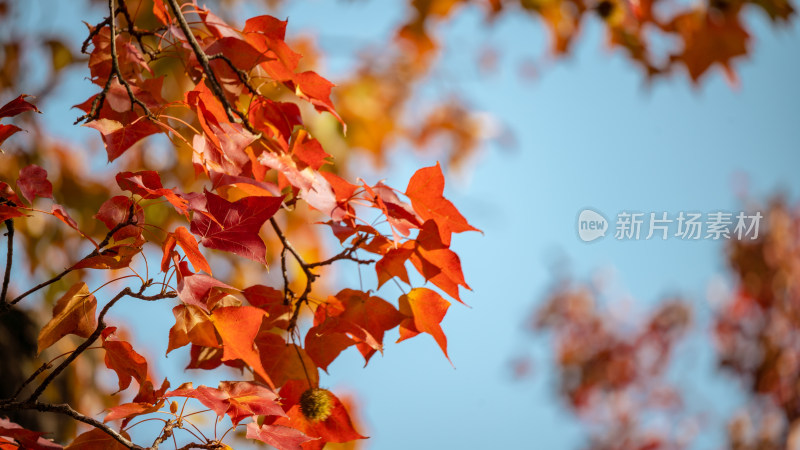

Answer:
[10,0,800,448]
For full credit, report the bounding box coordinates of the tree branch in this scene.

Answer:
[306,236,374,269]
[163,0,258,134]
[76,0,155,124]
[0,400,144,449]
[1,218,14,305]
[26,287,132,402]
[150,419,177,449]
[207,54,259,95]
[25,283,176,403]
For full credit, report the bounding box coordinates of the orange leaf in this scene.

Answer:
[100,327,149,392]
[173,226,211,274]
[406,220,470,303]
[257,331,319,387]
[37,282,97,354]
[405,162,479,245]
[103,401,163,424]
[210,306,272,387]
[167,305,220,354]
[375,247,413,288]
[396,288,452,363]
[306,290,404,369]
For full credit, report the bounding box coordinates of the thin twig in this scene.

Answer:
[117,0,162,59]
[306,238,374,269]
[9,205,136,307]
[11,361,51,400]
[175,442,224,450]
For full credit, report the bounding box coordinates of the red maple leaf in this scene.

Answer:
[190,190,282,264]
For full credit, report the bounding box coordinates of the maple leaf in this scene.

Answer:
[94,195,144,241]
[37,282,97,354]
[362,182,422,242]
[290,71,344,126]
[0,182,21,205]
[84,117,162,162]
[73,235,145,270]
[64,428,129,450]
[116,171,188,216]
[152,0,169,25]
[243,284,292,329]
[0,95,40,119]
[101,327,149,392]
[396,288,452,363]
[99,327,169,404]
[257,331,319,387]
[249,97,302,149]
[175,262,235,311]
[0,95,40,150]
[0,418,61,450]
[17,164,53,204]
[0,124,24,149]
[405,219,471,303]
[209,306,273,387]
[290,129,332,171]
[162,226,211,274]
[167,304,220,354]
[258,151,341,220]
[218,381,285,424]
[189,190,283,264]
[405,162,479,245]
[375,247,413,288]
[305,290,404,370]
[51,204,93,244]
[167,381,285,425]
[246,422,317,450]
[103,401,164,427]
[666,8,750,83]
[0,204,26,222]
